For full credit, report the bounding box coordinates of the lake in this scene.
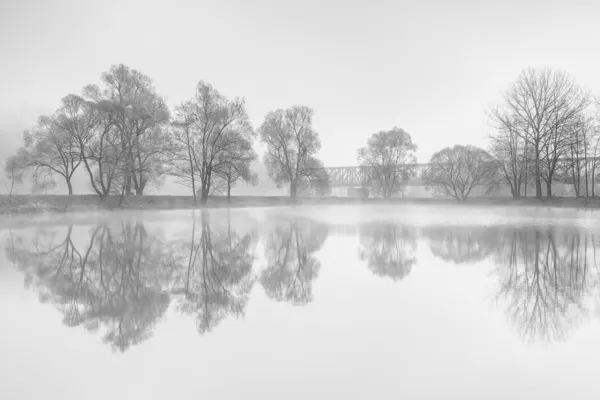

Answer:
[1,204,600,400]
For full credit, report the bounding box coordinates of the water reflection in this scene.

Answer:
[8,222,170,352]
[422,226,501,264]
[164,211,256,334]
[5,212,600,350]
[260,218,328,305]
[423,224,600,343]
[358,223,417,281]
[493,228,599,343]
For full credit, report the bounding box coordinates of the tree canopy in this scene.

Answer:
[259,105,329,198]
[357,127,417,198]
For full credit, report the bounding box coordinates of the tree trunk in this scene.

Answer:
[546,179,552,198]
[200,187,209,205]
[290,181,298,198]
[227,182,231,201]
[125,175,132,196]
[535,149,542,199]
[591,164,596,197]
[67,179,73,195]
[585,157,589,198]
[8,176,15,210]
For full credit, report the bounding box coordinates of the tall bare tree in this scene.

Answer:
[170,82,252,204]
[259,105,329,198]
[560,114,600,198]
[490,68,590,198]
[357,127,417,198]
[424,145,498,201]
[84,64,171,195]
[489,114,532,198]
[55,94,122,200]
[170,101,200,203]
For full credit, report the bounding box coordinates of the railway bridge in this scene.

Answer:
[323,164,430,188]
[322,158,600,197]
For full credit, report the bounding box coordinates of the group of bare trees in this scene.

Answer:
[354,67,600,201]
[355,128,498,201]
[490,67,600,199]
[4,64,331,203]
[6,66,173,200]
[7,64,599,202]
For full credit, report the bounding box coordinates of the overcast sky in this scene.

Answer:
[1,0,599,194]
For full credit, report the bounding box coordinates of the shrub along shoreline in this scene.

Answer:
[2,194,600,217]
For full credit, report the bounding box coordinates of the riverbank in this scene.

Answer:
[2,194,600,216]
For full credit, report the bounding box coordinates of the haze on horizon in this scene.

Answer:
[1,0,599,195]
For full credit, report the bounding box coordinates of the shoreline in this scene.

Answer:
[2,194,600,217]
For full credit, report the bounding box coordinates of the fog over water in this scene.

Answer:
[2,204,600,399]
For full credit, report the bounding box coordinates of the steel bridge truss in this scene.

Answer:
[324,157,600,188]
[324,164,430,187]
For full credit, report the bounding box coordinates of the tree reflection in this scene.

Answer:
[165,210,256,334]
[260,218,328,305]
[493,228,599,343]
[7,222,170,352]
[358,223,417,281]
[6,210,258,350]
[423,226,501,264]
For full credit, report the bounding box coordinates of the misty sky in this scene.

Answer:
[1,0,599,194]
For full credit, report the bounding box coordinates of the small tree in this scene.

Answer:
[3,152,27,211]
[213,130,258,200]
[357,127,417,198]
[424,145,498,201]
[259,105,328,198]
[20,114,82,195]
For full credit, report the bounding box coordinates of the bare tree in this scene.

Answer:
[213,131,258,200]
[357,127,417,198]
[20,114,82,195]
[55,94,129,200]
[489,115,532,198]
[259,105,329,198]
[84,64,171,195]
[540,115,573,197]
[53,94,111,199]
[490,68,590,199]
[170,101,200,203]
[589,129,600,197]
[170,82,252,204]
[3,152,27,211]
[591,99,600,196]
[424,145,498,201]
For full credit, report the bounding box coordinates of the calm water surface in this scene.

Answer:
[1,204,600,399]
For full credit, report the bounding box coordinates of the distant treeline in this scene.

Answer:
[3,65,599,203]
